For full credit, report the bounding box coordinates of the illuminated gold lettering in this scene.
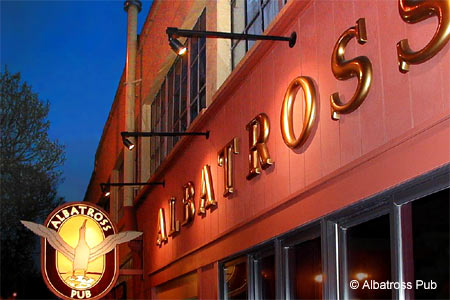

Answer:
[87,208,95,217]
[397,0,450,73]
[281,76,317,148]
[78,205,87,214]
[246,113,273,180]
[156,208,168,246]
[181,182,195,225]
[218,138,239,196]
[330,18,372,120]
[62,209,70,218]
[94,212,103,221]
[198,165,216,215]
[51,221,61,230]
[56,214,65,222]
[168,197,180,236]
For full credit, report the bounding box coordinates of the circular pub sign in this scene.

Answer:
[21,202,142,300]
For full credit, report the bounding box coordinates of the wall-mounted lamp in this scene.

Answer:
[169,37,187,56]
[166,27,296,56]
[100,181,165,197]
[120,131,209,150]
[122,136,135,151]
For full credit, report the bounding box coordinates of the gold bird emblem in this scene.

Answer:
[21,220,142,280]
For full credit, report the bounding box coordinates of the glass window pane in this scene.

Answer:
[173,92,179,125]
[232,0,246,34]
[224,258,248,299]
[156,92,161,122]
[167,71,174,151]
[151,101,156,129]
[182,50,188,79]
[190,60,198,102]
[199,10,206,49]
[246,0,260,25]
[180,113,187,132]
[160,81,166,132]
[181,76,187,113]
[412,188,449,299]
[199,49,206,89]
[247,15,262,49]
[346,215,392,300]
[190,100,198,122]
[174,60,181,127]
[191,37,198,63]
[263,0,278,30]
[232,40,246,69]
[258,254,275,299]
[199,89,206,111]
[289,237,322,299]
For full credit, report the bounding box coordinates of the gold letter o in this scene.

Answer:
[280,76,317,149]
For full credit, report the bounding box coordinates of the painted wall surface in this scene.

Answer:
[84,0,449,298]
[136,0,449,295]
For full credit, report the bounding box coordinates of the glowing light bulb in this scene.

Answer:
[355,272,368,281]
[314,274,323,283]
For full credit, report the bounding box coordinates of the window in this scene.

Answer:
[231,0,287,68]
[223,257,248,299]
[343,215,392,300]
[219,167,449,300]
[410,189,449,299]
[251,251,276,299]
[149,10,206,175]
[285,236,322,299]
[190,10,207,122]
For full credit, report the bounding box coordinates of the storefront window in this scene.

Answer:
[346,214,392,300]
[224,257,248,299]
[254,253,275,299]
[287,237,322,299]
[411,188,449,299]
[231,0,287,69]
[218,169,448,300]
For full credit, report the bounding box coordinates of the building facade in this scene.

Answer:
[84,0,450,299]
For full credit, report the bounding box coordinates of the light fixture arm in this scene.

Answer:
[166,27,297,48]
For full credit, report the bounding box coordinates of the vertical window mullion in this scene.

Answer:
[393,203,414,300]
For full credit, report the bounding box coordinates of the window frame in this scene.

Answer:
[149,9,206,176]
[230,0,288,68]
[280,224,322,300]
[218,164,450,300]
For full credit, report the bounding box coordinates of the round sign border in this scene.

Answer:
[40,202,119,300]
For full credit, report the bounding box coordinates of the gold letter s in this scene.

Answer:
[397,0,450,73]
[330,18,373,120]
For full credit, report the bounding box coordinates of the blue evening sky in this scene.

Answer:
[1,0,153,202]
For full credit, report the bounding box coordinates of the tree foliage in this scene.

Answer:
[0,68,65,298]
